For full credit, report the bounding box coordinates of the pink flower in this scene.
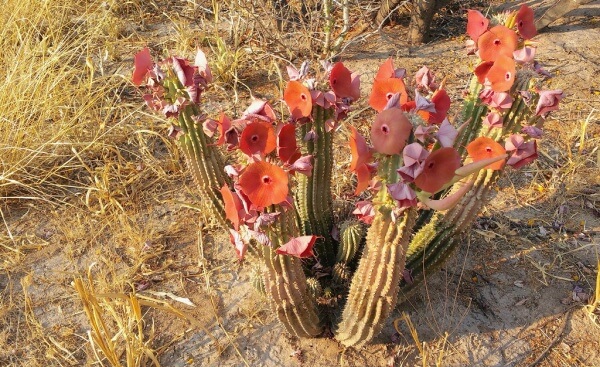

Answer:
[466,9,489,42]
[276,236,319,258]
[507,140,538,169]
[535,90,564,116]
[329,62,360,101]
[132,47,153,86]
[353,201,376,224]
[387,182,417,208]
[513,46,536,64]
[483,112,503,129]
[370,108,413,155]
[516,5,537,40]
[414,147,461,193]
[436,119,458,147]
[414,66,437,91]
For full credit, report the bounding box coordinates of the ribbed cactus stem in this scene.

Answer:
[335,220,364,264]
[296,105,336,265]
[261,207,323,337]
[399,75,535,303]
[400,168,498,301]
[177,104,230,226]
[335,208,416,346]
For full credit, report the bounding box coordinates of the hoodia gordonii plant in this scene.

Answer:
[133,5,563,347]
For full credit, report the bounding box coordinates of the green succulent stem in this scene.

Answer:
[296,105,336,265]
[177,104,230,226]
[261,207,323,337]
[335,208,416,346]
[399,74,535,303]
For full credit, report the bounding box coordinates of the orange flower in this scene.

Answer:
[220,185,243,230]
[132,47,153,86]
[277,123,300,164]
[354,163,371,196]
[239,161,289,207]
[348,125,371,171]
[329,62,360,100]
[369,77,408,112]
[428,89,451,124]
[466,137,506,170]
[216,112,231,146]
[516,5,537,40]
[276,235,319,258]
[466,10,489,42]
[414,147,461,193]
[371,108,412,155]
[477,25,518,62]
[239,122,276,156]
[486,55,516,92]
[284,81,312,120]
[375,58,395,80]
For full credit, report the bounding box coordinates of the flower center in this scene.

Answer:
[505,72,512,81]
[386,93,394,100]
[428,162,435,169]
[381,124,389,134]
[486,146,492,153]
[300,93,307,101]
[251,134,259,142]
[262,175,273,184]
[493,39,501,46]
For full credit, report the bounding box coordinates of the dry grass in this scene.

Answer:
[0,0,599,366]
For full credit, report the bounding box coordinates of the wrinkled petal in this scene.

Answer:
[276,236,319,258]
[403,143,430,166]
[229,229,247,260]
[489,91,513,109]
[353,201,375,224]
[513,46,536,64]
[415,66,437,91]
[521,125,543,138]
[437,118,458,147]
[536,89,564,116]
[387,182,417,208]
[194,48,213,83]
[287,155,313,176]
[414,125,433,142]
[414,91,437,113]
[507,140,538,169]
[483,112,503,129]
[505,134,525,152]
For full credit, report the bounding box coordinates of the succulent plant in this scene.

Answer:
[133,4,561,347]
